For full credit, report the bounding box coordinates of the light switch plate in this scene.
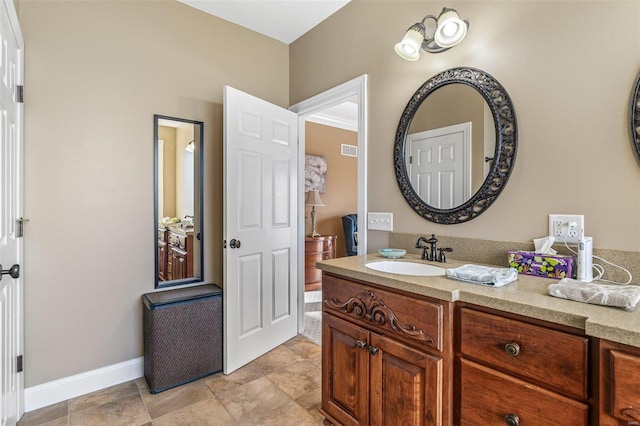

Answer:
[368,212,393,231]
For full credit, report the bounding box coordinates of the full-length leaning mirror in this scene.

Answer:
[154,115,204,288]
[394,67,518,224]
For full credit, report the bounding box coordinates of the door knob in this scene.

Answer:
[0,264,20,281]
[230,239,241,249]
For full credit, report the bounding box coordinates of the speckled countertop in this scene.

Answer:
[317,254,640,348]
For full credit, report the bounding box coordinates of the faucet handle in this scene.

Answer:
[438,247,453,263]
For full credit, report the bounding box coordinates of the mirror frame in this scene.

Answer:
[632,72,640,162]
[393,67,518,224]
[154,114,205,288]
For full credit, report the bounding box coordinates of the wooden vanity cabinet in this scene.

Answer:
[456,305,591,425]
[598,339,640,425]
[321,273,452,426]
[163,230,193,281]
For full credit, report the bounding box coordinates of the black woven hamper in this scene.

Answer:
[143,284,223,393]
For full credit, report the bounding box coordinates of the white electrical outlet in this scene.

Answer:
[368,212,393,231]
[548,214,584,244]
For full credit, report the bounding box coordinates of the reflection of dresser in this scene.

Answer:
[158,227,193,281]
[304,235,336,291]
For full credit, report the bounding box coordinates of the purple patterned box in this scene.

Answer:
[508,251,575,279]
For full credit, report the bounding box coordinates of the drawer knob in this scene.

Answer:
[368,345,379,355]
[355,340,367,349]
[505,342,521,357]
[505,413,519,426]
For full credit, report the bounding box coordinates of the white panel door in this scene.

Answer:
[223,86,298,374]
[408,122,471,209]
[0,0,23,424]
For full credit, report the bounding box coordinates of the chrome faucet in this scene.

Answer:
[415,234,452,263]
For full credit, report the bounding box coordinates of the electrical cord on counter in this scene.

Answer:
[560,223,633,285]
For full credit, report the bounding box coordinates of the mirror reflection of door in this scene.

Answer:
[407,122,471,209]
[154,115,203,287]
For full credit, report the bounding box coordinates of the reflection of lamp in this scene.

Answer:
[305,190,324,237]
[395,7,469,61]
[185,140,195,153]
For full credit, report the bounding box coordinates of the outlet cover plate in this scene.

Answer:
[548,214,584,244]
[368,212,393,231]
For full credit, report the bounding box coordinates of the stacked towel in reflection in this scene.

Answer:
[548,278,640,309]
[445,264,518,287]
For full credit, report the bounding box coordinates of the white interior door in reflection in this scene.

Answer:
[408,122,471,209]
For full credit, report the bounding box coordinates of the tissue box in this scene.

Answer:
[508,251,575,279]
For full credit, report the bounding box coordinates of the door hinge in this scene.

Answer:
[16,85,23,103]
[17,355,23,373]
[16,217,29,238]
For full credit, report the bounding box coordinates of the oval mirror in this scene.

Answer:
[154,115,204,288]
[394,67,518,224]
[632,72,640,161]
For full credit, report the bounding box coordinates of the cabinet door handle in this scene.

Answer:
[505,342,521,357]
[355,340,367,349]
[368,345,379,355]
[504,413,519,426]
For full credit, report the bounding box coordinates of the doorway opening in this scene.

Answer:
[289,75,368,344]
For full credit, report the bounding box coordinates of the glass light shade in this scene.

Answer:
[394,24,425,61]
[434,8,468,48]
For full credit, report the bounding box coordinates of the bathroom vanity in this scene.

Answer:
[318,255,640,426]
[157,226,194,282]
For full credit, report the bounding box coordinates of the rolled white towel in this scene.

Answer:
[548,278,640,309]
[445,264,518,287]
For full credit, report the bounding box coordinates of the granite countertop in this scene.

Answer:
[317,254,640,348]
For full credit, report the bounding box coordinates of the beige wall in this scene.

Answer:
[305,122,358,257]
[19,0,288,387]
[291,1,640,253]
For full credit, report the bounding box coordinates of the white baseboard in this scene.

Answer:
[24,357,144,412]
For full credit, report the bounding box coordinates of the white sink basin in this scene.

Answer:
[365,261,445,276]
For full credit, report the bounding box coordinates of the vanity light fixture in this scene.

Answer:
[395,7,468,61]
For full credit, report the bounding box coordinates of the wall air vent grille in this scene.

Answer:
[341,144,357,157]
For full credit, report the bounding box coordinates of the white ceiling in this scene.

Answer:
[177,0,357,130]
[177,0,351,44]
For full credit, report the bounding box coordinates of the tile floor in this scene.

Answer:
[17,335,323,426]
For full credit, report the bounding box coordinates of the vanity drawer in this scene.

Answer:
[323,274,444,351]
[459,307,589,399]
[460,359,589,426]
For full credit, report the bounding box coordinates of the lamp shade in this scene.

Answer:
[305,190,324,207]
[434,8,468,48]
[394,23,425,61]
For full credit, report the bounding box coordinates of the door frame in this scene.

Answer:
[289,75,368,332]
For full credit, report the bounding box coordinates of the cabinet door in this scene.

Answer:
[322,313,370,426]
[609,349,640,423]
[157,241,167,281]
[369,333,443,426]
[171,249,187,280]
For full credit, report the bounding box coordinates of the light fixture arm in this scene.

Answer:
[418,15,451,53]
